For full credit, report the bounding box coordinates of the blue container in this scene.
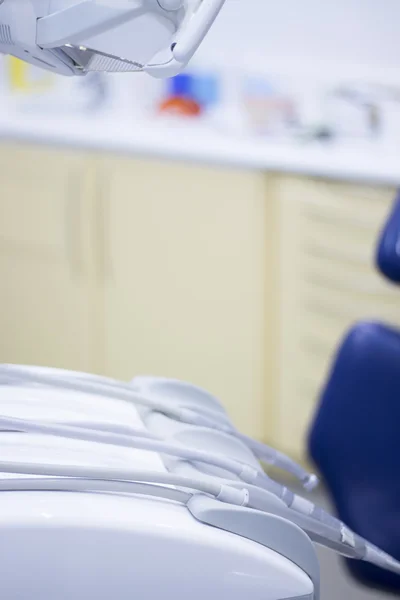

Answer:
[167,72,219,108]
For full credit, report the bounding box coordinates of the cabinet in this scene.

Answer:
[0,146,277,440]
[0,144,99,372]
[274,176,397,457]
[96,156,277,439]
[0,141,397,452]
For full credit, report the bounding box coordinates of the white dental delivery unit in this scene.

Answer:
[0,0,226,77]
[0,364,399,600]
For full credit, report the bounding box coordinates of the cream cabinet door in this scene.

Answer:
[97,156,277,440]
[0,143,98,372]
[274,176,396,458]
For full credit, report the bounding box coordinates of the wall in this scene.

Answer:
[196,0,400,74]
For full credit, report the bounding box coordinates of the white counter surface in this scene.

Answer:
[1,111,399,186]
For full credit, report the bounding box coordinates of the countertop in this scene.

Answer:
[1,110,399,186]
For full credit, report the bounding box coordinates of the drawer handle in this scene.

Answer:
[96,171,113,282]
[65,171,83,278]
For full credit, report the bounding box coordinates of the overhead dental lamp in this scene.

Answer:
[0,363,400,599]
[0,0,226,78]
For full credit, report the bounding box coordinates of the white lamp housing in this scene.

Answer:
[0,0,226,78]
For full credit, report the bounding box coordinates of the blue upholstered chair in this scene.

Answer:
[308,193,400,592]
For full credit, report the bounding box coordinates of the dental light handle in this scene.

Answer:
[172,0,225,63]
[145,0,226,76]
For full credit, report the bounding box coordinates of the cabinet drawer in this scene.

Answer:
[276,176,397,458]
[301,177,394,210]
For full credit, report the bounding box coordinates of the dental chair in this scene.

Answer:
[377,193,400,285]
[309,192,400,593]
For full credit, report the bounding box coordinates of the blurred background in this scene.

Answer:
[0,1,400,597]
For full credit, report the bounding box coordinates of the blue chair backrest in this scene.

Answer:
[309,190,400,592]
[309,321,400,592]
[376,192,400,284]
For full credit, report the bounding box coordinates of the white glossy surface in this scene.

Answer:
[0,386,140,425]
[0,430,166,473]
[0,386,166,473]
[132,375,226,413]
[0,382,313,600]
[0,491,313,599]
